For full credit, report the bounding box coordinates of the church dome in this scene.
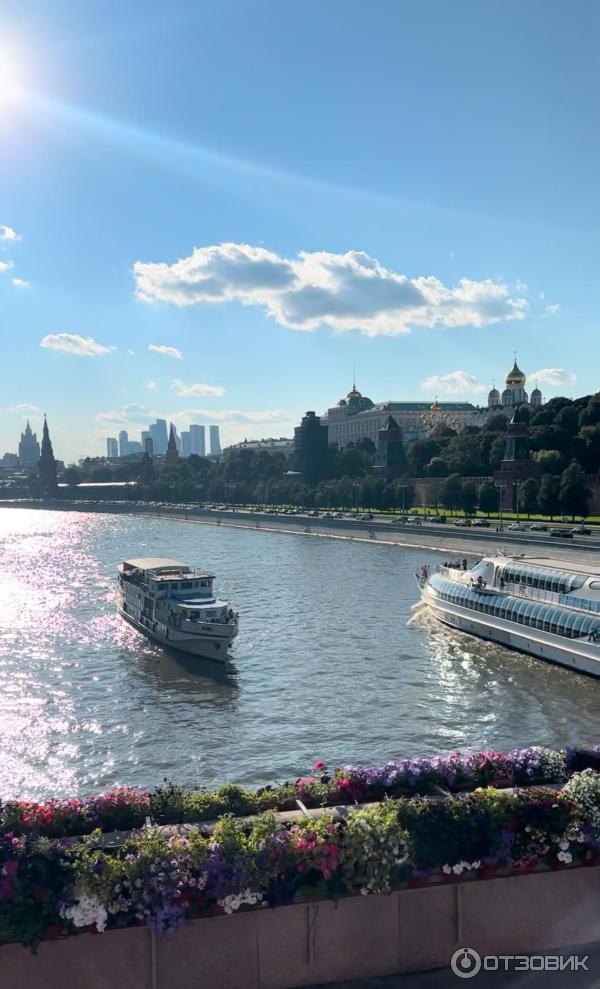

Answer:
[347,386,362,400]
[488,387,500,399]
[506,360,526,386]
[531,387,542,398]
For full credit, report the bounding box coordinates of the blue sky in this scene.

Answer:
[1,0,598,462]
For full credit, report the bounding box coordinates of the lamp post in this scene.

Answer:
[515,480,524,524]
[494,481,507,531]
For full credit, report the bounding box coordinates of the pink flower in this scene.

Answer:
[313,760,327,771]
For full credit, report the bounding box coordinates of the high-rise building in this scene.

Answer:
[181,431,191,457]
[144,436,154,456]
[106,438,118,458]
[209,425,222,456]
[190,424,206,457]
[118,430,129,457]
[149,419,168,456]
[38,417,58,497]
[128,441,142,454]
[18,420,40,464]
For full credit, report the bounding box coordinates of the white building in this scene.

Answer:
[322,386,479,448]
[487,360,542,414]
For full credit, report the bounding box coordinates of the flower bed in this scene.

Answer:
[0,746,573,839]
[2,771,600,950]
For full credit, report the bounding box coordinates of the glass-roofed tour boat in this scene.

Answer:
[416,555,600,676]
[117,558,239,661]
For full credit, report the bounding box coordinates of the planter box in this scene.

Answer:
[2,866,600,989]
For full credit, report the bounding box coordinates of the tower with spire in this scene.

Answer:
[166,423,179,464]
[18,420,40,464]
[374,415,407,480]
[38,416,58,497]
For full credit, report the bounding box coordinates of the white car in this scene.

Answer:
[507,522,526,531]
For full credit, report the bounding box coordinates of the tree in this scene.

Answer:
[62,466,82,487]
[438,474,463,515]
[519,477,539,517]
[478,482,499,515]
[424,457,448,477]
[577,425,600,474]
[537,474,560,520]
[559,460,590,518]
[532,449,566,475]
[460,482,478,516]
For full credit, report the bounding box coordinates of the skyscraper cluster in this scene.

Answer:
[106,421,221,458]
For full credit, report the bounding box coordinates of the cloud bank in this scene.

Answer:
[95,404,292,428]
[529,368,576,387]
[0,225,21,241]
[148,343,182,359]
[171,379,225,397]
[7,403,42,414]
[40,333,115,357]
[421,370,486,395]
[133,243,528,336]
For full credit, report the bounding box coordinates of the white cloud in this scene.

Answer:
[146,379,159,391]
[95,404,292,428]
[171,379,225,397]
[11,277,29,288]
[539,291,545,301]
[0,260,14,273]
[128,349,135,356]
[133,242,528,336]
[7,403,42,414]
[421,370,486,395]
[529,368,576,387]
[40,333,115,357]
[545,303,560,315]
[148,343,182,359]
[0,225,21,241]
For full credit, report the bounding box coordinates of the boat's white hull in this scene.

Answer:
[420,584,600,677]
[118,604,237,662]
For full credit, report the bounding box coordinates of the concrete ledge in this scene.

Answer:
[2,867,600,989]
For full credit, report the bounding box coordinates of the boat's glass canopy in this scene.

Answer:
[430,574,600,640]
[495,562,588,594]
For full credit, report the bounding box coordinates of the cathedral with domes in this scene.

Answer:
[487,359,542,414]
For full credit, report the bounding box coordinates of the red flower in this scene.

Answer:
[313,760,327,771]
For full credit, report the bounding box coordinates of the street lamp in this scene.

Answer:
[494,481,507,531]
[515,480,524,523]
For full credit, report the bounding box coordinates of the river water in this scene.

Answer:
[1,507,599,800]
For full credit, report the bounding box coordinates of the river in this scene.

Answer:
[1,507,599,800]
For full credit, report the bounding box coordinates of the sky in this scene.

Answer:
[1,0,599,463]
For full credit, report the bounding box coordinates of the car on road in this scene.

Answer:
[529,523,548,532]
[572,525,592,535]
[427,515,446,523]
[454,519,471,527]
[507,522,526,531]
[471,519,491,527]
[550,528,574,538]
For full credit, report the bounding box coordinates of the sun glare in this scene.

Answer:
[0,47,23,102]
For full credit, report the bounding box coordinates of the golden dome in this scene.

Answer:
[506,360,526,385]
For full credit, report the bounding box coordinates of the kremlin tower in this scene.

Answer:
[38,417,58,497]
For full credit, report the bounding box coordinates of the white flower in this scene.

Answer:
[442,864,451,874]
[60,891,108,932]
[452,863,464,875]
[559,840,570,851]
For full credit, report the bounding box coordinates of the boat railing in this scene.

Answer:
[499,583,563,606]
[437,565,470,583]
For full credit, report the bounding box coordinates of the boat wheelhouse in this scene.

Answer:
[417,556,600,676]
[117,558,238,661]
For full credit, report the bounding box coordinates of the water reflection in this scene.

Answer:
[1,507,599,801]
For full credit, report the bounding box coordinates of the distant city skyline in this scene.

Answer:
[2,1,599,463]
[104,420,219,460]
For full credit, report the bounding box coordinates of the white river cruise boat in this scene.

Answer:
[416,555,600,677]
[117,558,239,661]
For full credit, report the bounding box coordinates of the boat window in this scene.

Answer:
[590,581,600,591]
